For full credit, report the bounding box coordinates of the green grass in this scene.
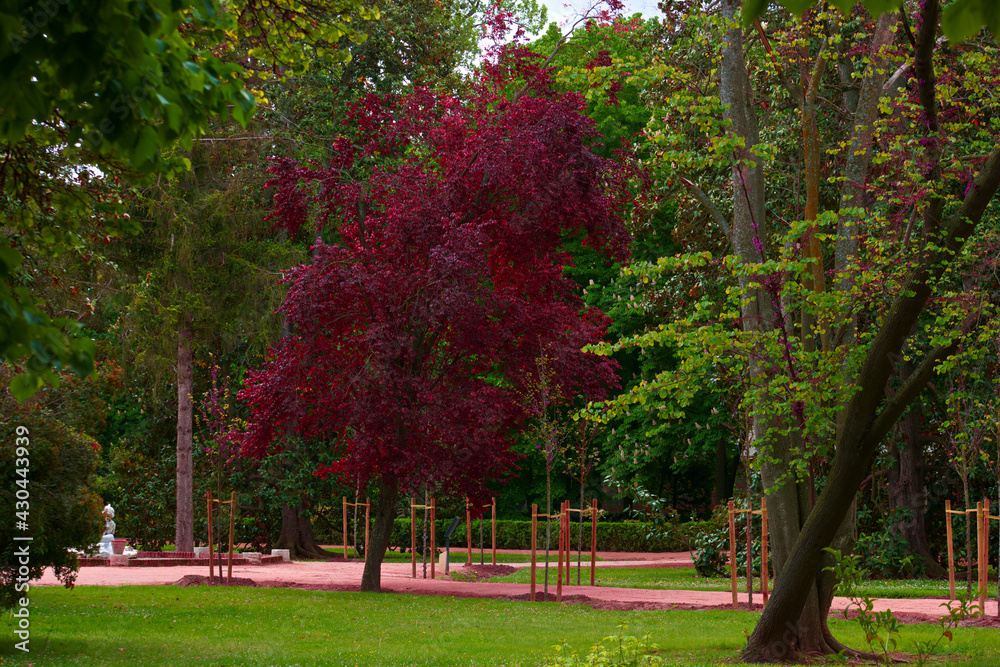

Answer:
[4,586,1000,666]
[487,566,1000,600]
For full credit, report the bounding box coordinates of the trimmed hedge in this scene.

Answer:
[387,518,712,553]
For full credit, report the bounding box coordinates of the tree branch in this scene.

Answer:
[864,342,958,450]
[677,176,732,239]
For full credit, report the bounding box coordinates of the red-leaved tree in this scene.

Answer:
[238,48,632,591]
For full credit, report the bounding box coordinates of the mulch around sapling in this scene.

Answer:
[450,564,516,580]
[173,575,258,587]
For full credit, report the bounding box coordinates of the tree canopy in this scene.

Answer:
[238,48,632,590]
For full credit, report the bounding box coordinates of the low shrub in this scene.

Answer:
[386,517,698,552]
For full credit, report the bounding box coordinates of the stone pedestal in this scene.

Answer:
[242,552,262,565]
[194,547,209,557]
[270,548,291,562]
[109,555,130,567]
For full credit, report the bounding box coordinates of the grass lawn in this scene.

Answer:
[3,586,1000,666]
[488,566,1000,600]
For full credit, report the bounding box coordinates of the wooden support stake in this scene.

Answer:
[981,501,989,614]
[979,501,986,615]
[491,497,497,566]
[562,501,569,587]
[591,499,597,587]
[411,496,417,579]
[207,491,214,583]
[228,492,236,584]
[728,500,737,609]
[530,504,538,602]
[364,498,370,566]
[466,498,472,566]
[556,502,564,602]
[343,496,349,560]
[430,497,436,580]
[746,504,752,606]
[946,499,956,600]
[761,497,769,604]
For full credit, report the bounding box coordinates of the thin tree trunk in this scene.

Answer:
[361,475,400,592]
[176,319,194,553]
[544,470,551,599]
[964,474,972,596]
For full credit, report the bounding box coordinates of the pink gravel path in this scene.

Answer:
[33,556,994,623]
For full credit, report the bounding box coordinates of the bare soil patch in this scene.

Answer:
[172,575,257,587]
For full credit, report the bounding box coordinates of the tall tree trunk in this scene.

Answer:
[889,403,946,578]
[276,503,331,559]
[176,318,194,553]
[740,11,903,660]
[361,475,400,592]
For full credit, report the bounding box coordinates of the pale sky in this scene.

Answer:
[538,0,662,31]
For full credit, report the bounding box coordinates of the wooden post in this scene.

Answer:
[207,491,214,583]
[411,496,417,579]
[556,502,564,602]
[590,498,597,587]
[228,491,236,584]
[561,501,568,587]
[761,497,769,604]
[746,504,752,605]
[979,501,986,614]
[491,497,497,565]
[364,498,370,566]
[728,500,737,609]
[343,496,349,560]
[946,499,956,600]
[430,497,436,580]
[979,498,990,618]
[530,503,538,602]
[466,498,472,566]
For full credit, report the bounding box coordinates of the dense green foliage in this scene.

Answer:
[381,518,708,553]
[0,402,103,608]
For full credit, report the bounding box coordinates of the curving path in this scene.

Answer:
[33,551,995,623]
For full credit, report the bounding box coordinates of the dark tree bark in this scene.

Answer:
[276,503,332,560]
[714,440,727,506]
[889,402,947,578]
[175,319,194,553]
[361,475,400,592]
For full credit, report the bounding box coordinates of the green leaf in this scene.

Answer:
[984,1,1000,37]
[942,0,984,43]
[862,0,904,14]
[0,246,22,276]
[741,0,769,26]
[10,372,42,402]
[132,125,160,167]
[828,0,857,12]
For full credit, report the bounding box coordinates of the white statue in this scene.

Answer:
[97,504,116,556]
[102,504,116,537]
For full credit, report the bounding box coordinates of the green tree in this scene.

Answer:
[0,366,104,610]
[585,0,1000,659]
[0,0,259,398]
